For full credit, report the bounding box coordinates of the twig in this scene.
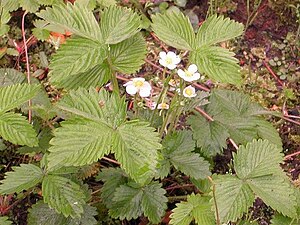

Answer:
[165,183,195,191]
[229,138,239,150]
[150,32,168,52]
[22,11,32,123]
[262,60,284,87]
[144,58,171,74]
[195,107,214,121]
[193,82,210,92]
[284,150,300,160]
[282,116,300,126]
[102,156,120,165]
[167,195,188,202]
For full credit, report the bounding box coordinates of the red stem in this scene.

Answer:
[262,60,284,87]
[22,11,32,123]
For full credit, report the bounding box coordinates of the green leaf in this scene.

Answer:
[0,68,25,86]
[109,184,143,220]
[247,175,296,218]
[271,213,299,225]
[100,6,141,44]
[160,131,211,179]
[214,175,255,223]
[57,62,111,90]
[49,37,108,88]
[234,139,283,179]
[19,0,40,12]
[37,3,102,41]
[151,10,195,50]
[47,117,112,169]
[42,175,86,218]
[1,0,20,12]
[28,202,98,225]
[110,33,146,74]
[0,164,43,194]
[190,90,282,154]
[0,84,40,113]
[0,112,38,146]
[0,216,12,225]
[170,194,215,225]
[188,114,229,156]
[96,0,116,7]
[190,46,242,85]
[110,182,167,223]
[115,120,160,184]
[213,139,297,223]
[141,182,168,223]
[48,89,160,183]
[196,14,244,47]
[97,168,128,208]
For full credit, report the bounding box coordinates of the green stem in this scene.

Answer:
[111,72,120,95]
[167,195,188,202]
[150,68,170,126]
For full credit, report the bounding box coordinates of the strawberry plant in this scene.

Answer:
[0,1,299,224]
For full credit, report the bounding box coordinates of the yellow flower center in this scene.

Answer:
[134,80,144,88]
[184,88,193,96]
[185,70,193,77]
[160,103,168,109]
[165,57,172,65]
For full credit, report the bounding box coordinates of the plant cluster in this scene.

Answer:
[0,0,299,225]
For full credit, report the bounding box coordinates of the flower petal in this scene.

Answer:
[167,64,177,70]
[188,64,198,73]
[173,56,181,64]
[177,69,186,79]
[139,88,151,97]
[167,51,177,59]
[193,73,201,80]
[126,85,138,95]
[159,59,167,67]
[159,51,167,60]
[123,81,133,87]
[132,77,145,82]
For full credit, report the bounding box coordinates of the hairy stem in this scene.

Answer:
[208,176,220,225]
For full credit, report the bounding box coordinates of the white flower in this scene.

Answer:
[157,102,169,110]
[124,78,152,97]
[159,51,181,70]
[177,64,201,82]
[183,85,197,98]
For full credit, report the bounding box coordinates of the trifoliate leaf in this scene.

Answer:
[0,112,38,146]
[196,14,244,47]
[160,131,211,179]
[213,139,297,223]
[188,114,229,156]
[97,168,129,208]
[0,164,43,194]
[49,37,108,88]
[189,90,282,156]
[214,175,255,223]
[170,194,215,225]
[28,201,98,225]
[48,89,160,183]
[0,84,40,113]
[151,10,195,50]
[42,175,86,218]
[0,216,12,225]
[100,6,141,44]
[110,182,167,223]
[37,3,102,41]
[110,33,146,74]
[190,46,241,85]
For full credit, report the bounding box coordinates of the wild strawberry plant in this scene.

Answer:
[0,1,299,225]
